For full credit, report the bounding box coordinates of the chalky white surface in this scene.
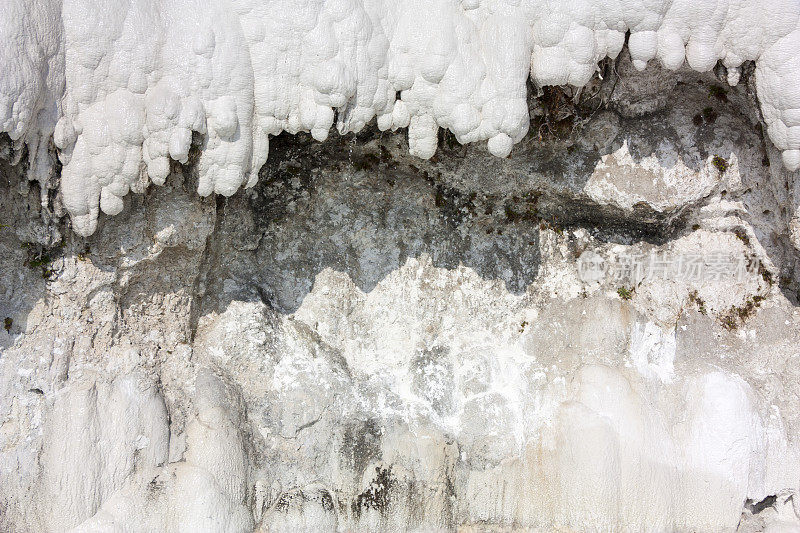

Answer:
[2,0,800,235]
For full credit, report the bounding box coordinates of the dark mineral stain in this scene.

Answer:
[352,466,395,518]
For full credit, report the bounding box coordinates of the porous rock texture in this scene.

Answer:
[2,56,800,532]
[4,0,800,236]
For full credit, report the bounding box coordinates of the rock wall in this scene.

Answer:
[1,58,800,531]
[4,0,800,236]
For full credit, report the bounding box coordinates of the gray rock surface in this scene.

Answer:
[1,59,800,532]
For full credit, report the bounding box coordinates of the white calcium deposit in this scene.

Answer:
[2,2,800,532]
[2,0,800,235]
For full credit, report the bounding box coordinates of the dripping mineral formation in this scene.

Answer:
[1,1,800,532]
[2,0,800,234]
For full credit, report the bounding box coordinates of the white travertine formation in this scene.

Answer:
[2,69,800,530]
[2,0,800,235]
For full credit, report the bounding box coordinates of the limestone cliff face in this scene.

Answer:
[1,60,800,532]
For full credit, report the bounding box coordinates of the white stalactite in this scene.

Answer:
[3,0,800,235]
